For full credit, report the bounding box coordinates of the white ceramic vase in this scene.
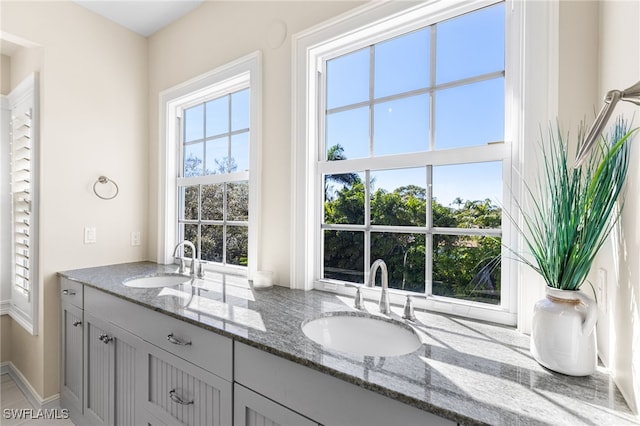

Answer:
[530,286,598,376]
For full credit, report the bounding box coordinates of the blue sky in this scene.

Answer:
[183,89,250,175]
[325,3,505,207]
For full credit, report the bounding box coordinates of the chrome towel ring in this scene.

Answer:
[93,176,119,200]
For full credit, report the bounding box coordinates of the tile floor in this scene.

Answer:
[1,374,74,426]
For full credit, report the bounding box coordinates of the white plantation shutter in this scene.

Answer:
[7,73,39,335]
[11,106,32,296]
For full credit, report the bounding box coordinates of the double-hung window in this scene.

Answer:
[161,53,261,275]
[293,1,516,324]
[179,87,250,267]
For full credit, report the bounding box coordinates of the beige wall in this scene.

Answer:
[595,0,640,413]
[1,316,10,362]
[1,1,148,398]
[147,1,364,282]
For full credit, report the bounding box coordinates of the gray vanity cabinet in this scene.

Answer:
[61,282,233,426]
[60,279,84,419]
[83,311,144,426]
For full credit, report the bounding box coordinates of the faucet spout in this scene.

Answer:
[368,259,391,314]
[173,240,197,276]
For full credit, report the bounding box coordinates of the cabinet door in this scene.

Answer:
[84,312,143,426]
[61,302,83,416]
[234,384,318,426]
[84,312,113,426]
[142,342,232,426]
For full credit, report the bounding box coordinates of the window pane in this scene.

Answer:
[228,182,249,221]
[323,230,364,283]
[184,104,204,142]
[206,96,228,138]
[433,162,502,218]
[326,107,369,160]
[181,185,199,221]
[201,225,223,262]
[324,174,365,225]
[432,234,501,304]
[231,132,249,172]
[227,226,248,266]
[371,232,425,293]
[435,78,504,150]
[182,224,199,258]
[326,48,369,109]
[232,89,250,131]
[436,3,504,84]
[374,28,430,99]
[370,168,426,226]
[374,94,429,156]
[201,184,223,221]
[205,136,229,174]
[184,143,204,177]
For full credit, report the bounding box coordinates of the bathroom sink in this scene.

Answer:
[123,274,192,289]
[302,313,421,357]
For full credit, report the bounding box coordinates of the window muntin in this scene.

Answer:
[178,87,250,269]
[318,2,505,306]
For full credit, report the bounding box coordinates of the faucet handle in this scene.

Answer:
[197,261,206,279]
[345,283,364,310]
[402,294,426,321]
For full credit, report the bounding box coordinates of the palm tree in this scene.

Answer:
[324,144,361,200]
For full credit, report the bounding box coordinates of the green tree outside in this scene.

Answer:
[323,147,502,304]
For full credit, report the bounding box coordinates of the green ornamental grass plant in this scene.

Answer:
[514,120,637,291]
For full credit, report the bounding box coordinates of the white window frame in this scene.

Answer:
[3,73,39,335]
[292,1,521,325]
[158,52,262,278]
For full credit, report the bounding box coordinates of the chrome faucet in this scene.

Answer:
[172,240,196,276]
[368,259,391,314]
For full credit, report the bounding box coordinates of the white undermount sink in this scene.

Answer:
[123,274,192,289]
[302,313,421,357]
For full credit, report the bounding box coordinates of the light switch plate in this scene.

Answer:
[84,226,96,244]
[131,231,141,246]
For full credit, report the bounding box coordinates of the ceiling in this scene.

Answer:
[72,0,205,37]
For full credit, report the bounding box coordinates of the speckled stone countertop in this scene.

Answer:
[59,262,639,426]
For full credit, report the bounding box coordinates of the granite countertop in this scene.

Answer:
[59,261,639,426]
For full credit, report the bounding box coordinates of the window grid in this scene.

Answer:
[177,88,250,268]
[319,6,504,304]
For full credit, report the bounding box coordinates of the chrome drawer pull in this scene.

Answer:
[72,321,82,327]
[169,389,193,405]
[62,289,76,296]
[167,333,191,346]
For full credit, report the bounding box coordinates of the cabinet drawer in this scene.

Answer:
[85,286,232,381]
[235,342,455,426]
[60,278,83,309]
[142,342,232,426]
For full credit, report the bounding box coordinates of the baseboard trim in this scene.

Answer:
[0,361,60,410]
[0,300,11,315]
